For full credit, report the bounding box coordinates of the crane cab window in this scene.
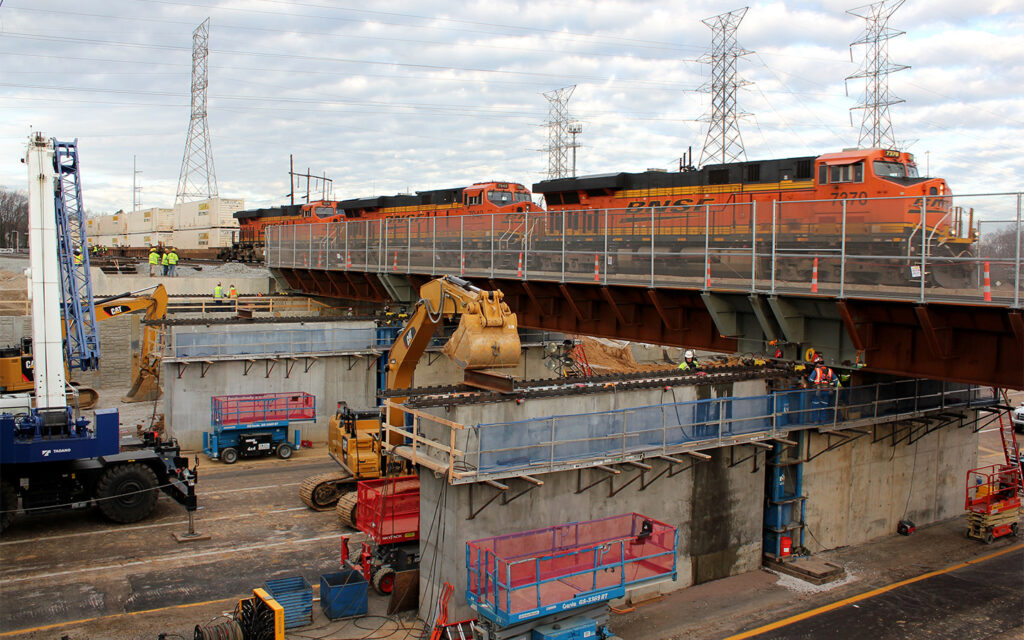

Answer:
[820,162,863,184]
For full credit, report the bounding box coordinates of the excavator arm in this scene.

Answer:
[94,284,168,402]
[384,276,520,428]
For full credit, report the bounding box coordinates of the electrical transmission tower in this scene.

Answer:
[698,7,751,168]
[543,86,580,179]
[846,0,908,149]
[176,18,218,204]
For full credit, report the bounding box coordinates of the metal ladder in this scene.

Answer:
[997,390,1021,476]
[53,138,100,371]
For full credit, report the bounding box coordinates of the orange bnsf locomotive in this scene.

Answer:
[532,148,975,287]
[224,182,541,261]
[221,200,343,262]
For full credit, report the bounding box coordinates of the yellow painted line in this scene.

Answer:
[723,542,1024,640]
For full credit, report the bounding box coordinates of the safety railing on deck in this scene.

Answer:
[266,192,1023,308]
[383,382,996,484]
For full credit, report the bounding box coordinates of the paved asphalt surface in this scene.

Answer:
[742,546,1023,640]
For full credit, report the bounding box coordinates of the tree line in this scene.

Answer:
[0,187,28,249]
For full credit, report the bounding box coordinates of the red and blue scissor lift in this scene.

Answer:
[462,513,678,640]
[203,392,315,464]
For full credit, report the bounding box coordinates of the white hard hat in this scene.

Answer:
[684,349,694,359]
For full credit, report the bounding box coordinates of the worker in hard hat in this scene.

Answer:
[678,349,702,371]
[808,354,838,387]
[148,247,159,277]
[228,284,238,298]
[167,247,179,277]
[73,248,83,265]
[160,248,170,276]
[214,282,224,304]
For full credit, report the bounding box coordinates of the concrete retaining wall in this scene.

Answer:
[418,444,766,623]
[416,379,767,623]
[90,269,273,297]
[801,418,977,550]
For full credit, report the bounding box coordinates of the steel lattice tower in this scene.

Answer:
[846,0,908,149]
[543,86,578,179]
[176,18,218,204]
[698,7,751,168]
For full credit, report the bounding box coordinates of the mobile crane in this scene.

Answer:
[0,134,196,532]
[299,275,520,522]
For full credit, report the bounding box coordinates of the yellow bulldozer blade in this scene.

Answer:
[443,307,521,370]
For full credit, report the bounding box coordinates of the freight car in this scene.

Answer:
[531,148,975,287]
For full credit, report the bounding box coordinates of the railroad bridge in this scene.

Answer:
[264,199,1023,389]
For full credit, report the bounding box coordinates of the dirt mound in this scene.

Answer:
[0,269,28,315]
[572,337,676,374]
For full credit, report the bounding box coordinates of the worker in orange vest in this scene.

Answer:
[228,284,238,298]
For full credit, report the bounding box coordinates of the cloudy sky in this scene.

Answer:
[0,0,1021,217]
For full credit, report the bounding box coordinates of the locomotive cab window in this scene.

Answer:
[314,206,334,217]
[826,162,863,184]
[487,190,514,205]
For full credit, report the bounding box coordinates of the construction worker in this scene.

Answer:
[214,282,224,304]
[808,354,838,387]
[160,248,170,276]
[228,284,238,298]
[73,249,83,265]
[167,247,179,277]
[678,349,702,371]
[148,247,159,277]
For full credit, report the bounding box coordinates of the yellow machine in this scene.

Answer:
[299,276,520,525]
[0,285,168,408]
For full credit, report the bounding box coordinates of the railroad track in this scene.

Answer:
[389,361,795,408]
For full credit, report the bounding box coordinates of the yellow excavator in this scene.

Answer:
[299,276,520,525]
[0,284,168,407]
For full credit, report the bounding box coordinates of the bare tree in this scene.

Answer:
[0,187,29,250]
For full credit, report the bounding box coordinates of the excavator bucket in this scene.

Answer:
[442,292,520,370]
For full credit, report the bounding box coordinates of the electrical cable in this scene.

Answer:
[0,480,180,514]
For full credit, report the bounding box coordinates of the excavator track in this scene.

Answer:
[336,490,359,529]
[299,471,354,511]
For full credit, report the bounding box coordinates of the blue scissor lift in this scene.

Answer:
[203,392,315,464]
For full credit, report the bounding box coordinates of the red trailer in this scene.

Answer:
[965,464,1020,543]
[342,476,419,595]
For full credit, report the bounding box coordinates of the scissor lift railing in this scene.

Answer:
[466,513,677,627]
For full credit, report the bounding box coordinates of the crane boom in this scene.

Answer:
[53,138,100,372]
[25,134,67,412]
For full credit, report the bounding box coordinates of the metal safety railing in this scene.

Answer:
[383,381,996,484]
[266,192,1023,308]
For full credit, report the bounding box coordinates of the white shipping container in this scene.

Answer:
[124,231,173,248]
[124,209,154,234]
[175,197,244,229]
[172,227,237,250]
[154,208,175,231]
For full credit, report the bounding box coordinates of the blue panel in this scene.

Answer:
[264,576,313,629]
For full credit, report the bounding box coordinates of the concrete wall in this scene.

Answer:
[416,379,768,623]
[164,352,378,450]
[90,269,273,297]
[801,416,978,551]
[418,444,766,623]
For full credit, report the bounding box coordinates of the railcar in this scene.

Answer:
[530,148,975,287]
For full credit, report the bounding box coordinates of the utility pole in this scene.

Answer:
[698,7,751,168]
[846,0,908,150]
[287,155,334,203]
[568,123,583,177]
[132,155,142,212]
[176,18,218,204]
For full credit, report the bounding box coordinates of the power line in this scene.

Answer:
[542,86,579,179]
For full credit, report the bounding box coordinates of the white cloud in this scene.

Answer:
[0,0,1019,221]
